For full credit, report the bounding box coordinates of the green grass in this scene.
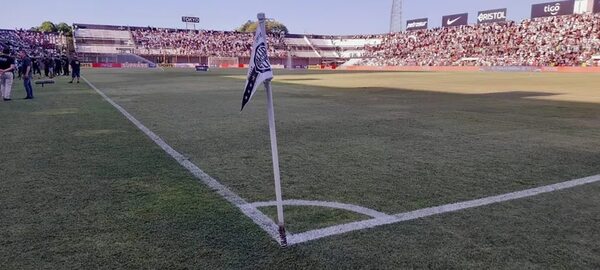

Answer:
[1,69,599,269]
[83,69,600,213]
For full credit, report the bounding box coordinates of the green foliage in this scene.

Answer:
[237,19,289,34]
[38,21,57,32]
[33,21,72,36]
[56,22,73,36]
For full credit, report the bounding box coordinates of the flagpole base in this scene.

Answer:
[278,225,288,247]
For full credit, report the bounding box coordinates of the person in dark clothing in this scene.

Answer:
[54,57,62,76]
[32,57,41,78]
[19,50,34,99]
[43,56,51,77]
[62,55,69,76]
[69,55,81,83]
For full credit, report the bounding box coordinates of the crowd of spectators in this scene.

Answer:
[4,14,599,67]
[16,30,63,51]
[0,29,63,57]
[132,28,288,58]
[362,13,600,67]
[127,14,600,67]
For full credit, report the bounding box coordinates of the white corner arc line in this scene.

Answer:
[82,77,283,244]
[249,200,393,219]
[287,174,600,245]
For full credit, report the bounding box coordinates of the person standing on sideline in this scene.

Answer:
[54,56,62,76]
[69,55,81,83]
[0,48,16,101]
[48,56,55,78]
[43,56,51,77]
[32,57,42,79]
[62,55,70,76]
[19,50,34,100]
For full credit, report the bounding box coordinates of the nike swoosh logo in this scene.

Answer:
[447,17,461,25]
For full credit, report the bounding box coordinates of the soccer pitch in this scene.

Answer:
[1,68,599,269]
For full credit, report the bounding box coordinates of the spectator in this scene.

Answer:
[0,47,16,101]
[19,50,34,100]
[69,55,81,84]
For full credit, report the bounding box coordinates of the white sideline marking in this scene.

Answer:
[287,174,600,245]
[249,200,393,219]
[82,77,283,244]
[83,76,600,247]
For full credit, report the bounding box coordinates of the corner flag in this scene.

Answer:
[241,17,273,111]
[240,13,287,247]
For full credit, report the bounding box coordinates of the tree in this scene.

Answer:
[56,22,73,36]
[237,19,289,35]
[237,20,254,33]
[38,21,57,33]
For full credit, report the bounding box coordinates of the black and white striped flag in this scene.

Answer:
[241,22,273,111]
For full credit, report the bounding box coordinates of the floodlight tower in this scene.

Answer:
[389,0,403,33]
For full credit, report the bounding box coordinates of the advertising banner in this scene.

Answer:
[406,18,429,31]
[174,63,200,68]
[342,66,600,73]
[195,65,209,71]
[442,13,469,27]
[182,16,200,23]
[477,8,508,24]
[531,0,574,18]
[122,63,151,69]
[92,63,122,68]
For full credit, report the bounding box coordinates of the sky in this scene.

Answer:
[1,0,572,35]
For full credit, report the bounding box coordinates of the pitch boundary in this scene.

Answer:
[83,76,600,247]
[287,174,600,245]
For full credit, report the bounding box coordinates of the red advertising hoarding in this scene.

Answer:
[92,63,123,68]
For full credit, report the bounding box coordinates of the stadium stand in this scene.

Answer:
[74,28,135,54]
[0,29,64,57]
[3,13,599,68]
[362,13,600,67]
[131,28,286,57]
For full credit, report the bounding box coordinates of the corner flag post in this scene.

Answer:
[260,13,287,247]
[265,80,287,246]
[240,12,287,246]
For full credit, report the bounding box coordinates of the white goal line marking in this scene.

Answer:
[287,174,600,245]
[83,77,283,245]
[84,76,600,247]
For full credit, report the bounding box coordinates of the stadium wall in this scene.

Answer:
[82,63,600,73]
[340,66,600,73]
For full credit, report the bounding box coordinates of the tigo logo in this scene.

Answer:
[544,3,561,15]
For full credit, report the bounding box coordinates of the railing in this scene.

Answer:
[303,36,322,58]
